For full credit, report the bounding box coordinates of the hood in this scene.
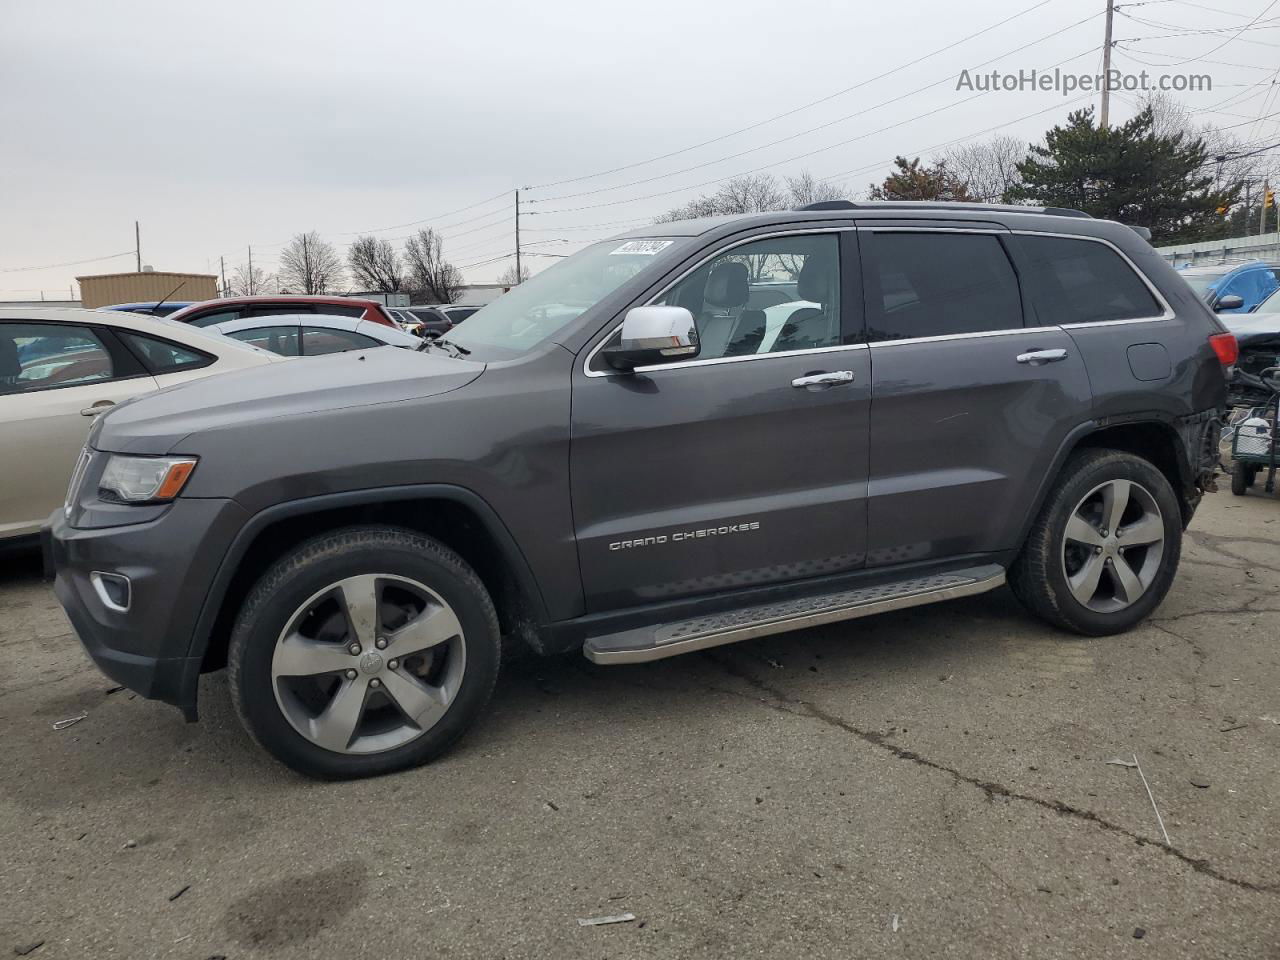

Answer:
[95,346,484,454]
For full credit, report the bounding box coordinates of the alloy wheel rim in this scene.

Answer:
[271,574,466,755]
[1061,478,1165,614]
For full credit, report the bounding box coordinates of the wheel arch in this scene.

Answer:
[1018,416,1197,551]
[186,485,550,707]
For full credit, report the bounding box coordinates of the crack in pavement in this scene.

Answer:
[703,651,1279,897]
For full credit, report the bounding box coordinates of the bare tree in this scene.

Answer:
[497,263,531,286]
[939,136,1026,203]
[228,262,274,297]
[347,235,405,291]
[784,171,851,207]
[403,228,462,304]
[278,231,344,294]
[657,174,788,222]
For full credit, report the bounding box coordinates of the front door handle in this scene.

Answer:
[80,401,116,417]
[1016,348,1068,365]
[792,370,855,388]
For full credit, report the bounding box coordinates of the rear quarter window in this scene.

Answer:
[1018,235,1162,325]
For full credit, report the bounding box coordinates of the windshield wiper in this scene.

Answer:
[429,337,471,357]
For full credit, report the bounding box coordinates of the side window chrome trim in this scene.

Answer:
[869,325,1059,348]
[582,227,854,378]
[1009,229,1175,325]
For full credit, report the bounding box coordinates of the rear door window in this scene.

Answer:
[225,326,300,356]
[247,304,313,318]
[1017,235,1162,325]
[186,308,243,328]
[863,232,1023,340]
[301,327,382,355]
[0,322,115,395]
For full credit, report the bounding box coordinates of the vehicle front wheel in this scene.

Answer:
[1009,449,1182,636]
[228,526,500,779]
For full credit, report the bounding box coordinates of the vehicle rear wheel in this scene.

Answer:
[1009,449,1181,636]
[228,526,500,779]
[1231,461,1251,496]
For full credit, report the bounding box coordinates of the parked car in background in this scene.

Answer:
[406,304,482,338]
[1224,288,1280,406]
[1178,261,1280,313]
[205,313,425,356]
[101,301,195,317]
[384,307,421,332]
[166,295,399,330]
[1,307,280,547]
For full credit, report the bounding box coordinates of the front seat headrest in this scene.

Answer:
[704,261,749,308]
[797,256,833,303]
[0,336,20,379]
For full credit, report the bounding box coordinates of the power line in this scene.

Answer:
[0,250,134,274]
[817,90,1096,183]
[529,12,1102,206]
[1122,0,1279,64]
[524,0,1058,192]
[535,45,1099,217]
[334,189,510,237]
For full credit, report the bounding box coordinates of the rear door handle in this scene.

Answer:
[792,370,855,388]
[80,401,116,417]
[1016,348,1068,365]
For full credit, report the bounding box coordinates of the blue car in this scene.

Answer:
[100,301,195,317]
[1177,261,1280,313]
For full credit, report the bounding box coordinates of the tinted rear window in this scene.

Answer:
[1019,235,1162,325]
[865,232,1023,340]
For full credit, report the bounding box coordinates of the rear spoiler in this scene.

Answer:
[1127,225,1152,242]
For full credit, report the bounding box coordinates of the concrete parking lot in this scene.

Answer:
[2,489,1278,959]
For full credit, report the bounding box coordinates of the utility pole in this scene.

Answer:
[514,189,522,285]
[1262,181,1271,237]
[1100,0,1115,129]
[247,245,254,295]
[1245,181,1253,234]
[135,220,142,271]
[220,256,227,297]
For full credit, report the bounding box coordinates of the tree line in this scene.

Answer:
[226,94,1269,299]
[659,94,1270,246]
[225,226,467,303]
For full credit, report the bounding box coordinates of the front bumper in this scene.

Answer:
[47,496,250,720]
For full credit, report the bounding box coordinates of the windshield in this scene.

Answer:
[447,238,686,359]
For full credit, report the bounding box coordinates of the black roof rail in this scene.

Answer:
[794,200,1093,219]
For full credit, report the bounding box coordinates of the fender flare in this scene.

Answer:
[177,484,549,714]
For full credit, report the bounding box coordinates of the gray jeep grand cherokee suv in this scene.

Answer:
[49,202,1234,779]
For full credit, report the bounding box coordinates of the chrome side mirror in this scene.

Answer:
[602,306,699,372]
[1214,294,1245,312]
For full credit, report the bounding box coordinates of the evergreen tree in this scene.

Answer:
[1006,107,1238,243]
[868,156,973,202]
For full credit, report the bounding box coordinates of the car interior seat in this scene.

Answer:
[772,256,837,351]
[0,336,21,393]
[697,261,750,359]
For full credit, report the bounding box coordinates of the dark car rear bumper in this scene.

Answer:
[46,497,250,721]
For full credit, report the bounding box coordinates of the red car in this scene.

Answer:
[165,295,398,330]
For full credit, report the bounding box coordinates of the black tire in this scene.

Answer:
[1231,461,1250,496]
[228,525,500,780]
[1009,449,1182,637]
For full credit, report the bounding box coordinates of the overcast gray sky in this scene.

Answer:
[2,0,1275,296]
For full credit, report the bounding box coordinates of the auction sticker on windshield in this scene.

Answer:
[610,240,673,256]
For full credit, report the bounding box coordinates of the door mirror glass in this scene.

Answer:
[603,306,699,372]
[1215,294,1245,312]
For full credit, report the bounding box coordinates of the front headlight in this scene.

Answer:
[98,455,198,504]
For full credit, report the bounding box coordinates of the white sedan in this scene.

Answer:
[0,306,282,544]
[204,312,425,356]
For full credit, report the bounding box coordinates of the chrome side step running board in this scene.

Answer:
[583,564,1006,665]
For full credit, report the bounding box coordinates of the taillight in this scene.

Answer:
[1209,332,1238,366]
